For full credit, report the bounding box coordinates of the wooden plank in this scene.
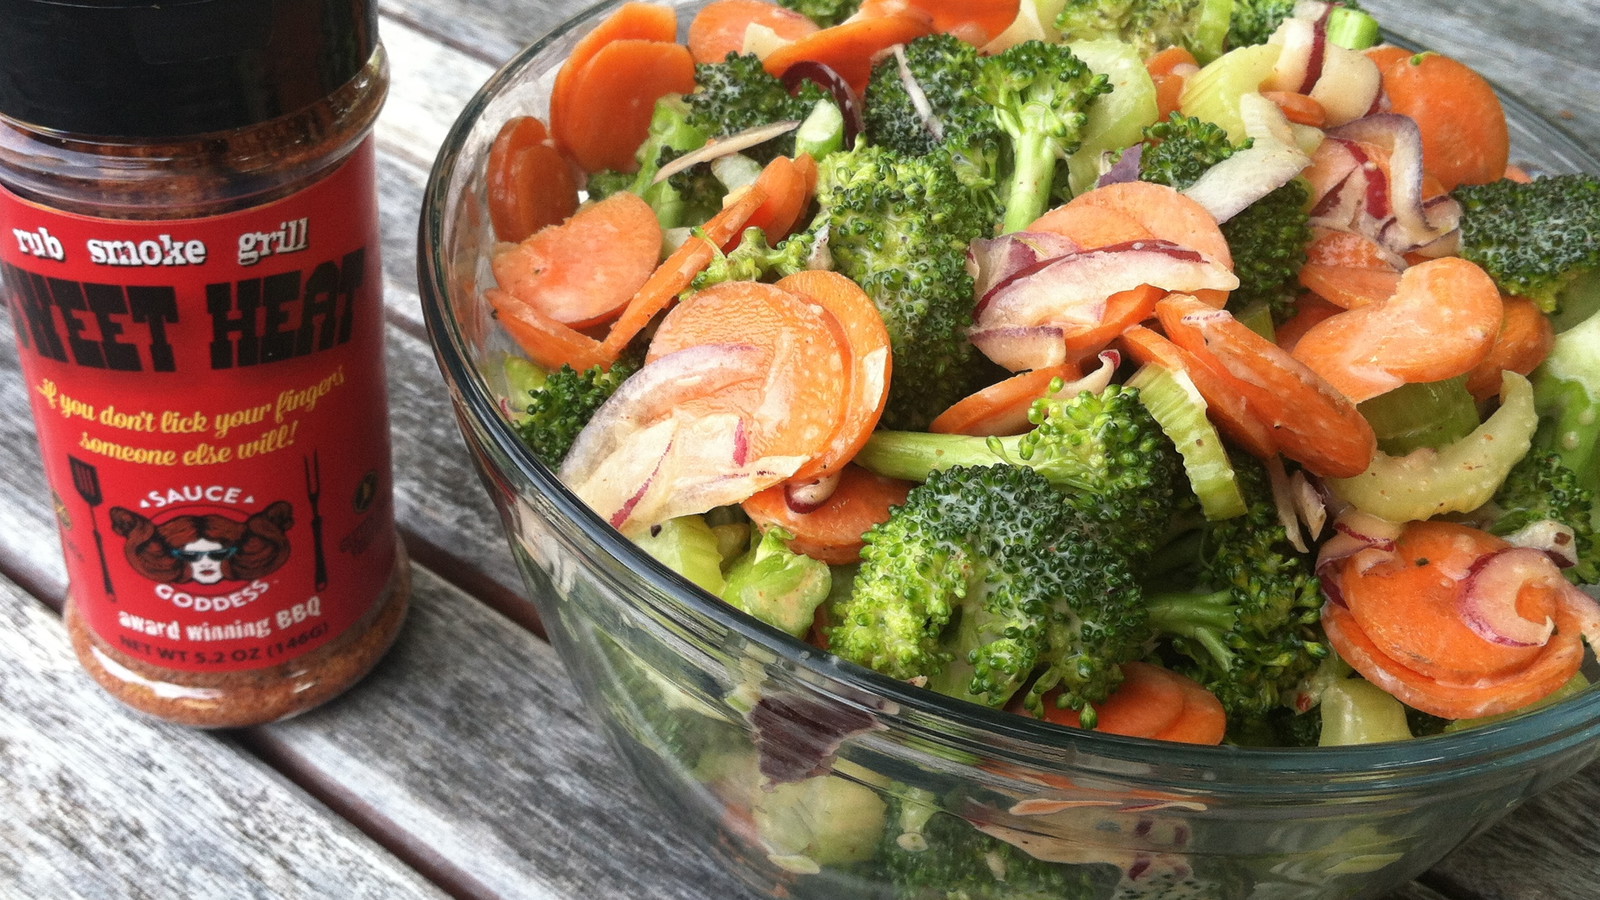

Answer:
[251,562,761,900]
[0,573,447,900]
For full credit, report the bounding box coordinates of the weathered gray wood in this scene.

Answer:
[0,573,447,900]
[252,562,761,900]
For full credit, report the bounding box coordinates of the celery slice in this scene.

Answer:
[1357,376,1480,455]
[1326,7,1382,50]
[1179,43,1281,144]
[1128,362,1248,520]
[635,515,727,594]
[1065,39,1160,195]
[1319,677,1414,746]
[1327,371,1538,522]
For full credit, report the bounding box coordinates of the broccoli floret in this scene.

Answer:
[854,385,1188,560]
[862,34,1003,193]
[1142,457,1328,723]
[684,53,828,164]
[980,40,1113,233]
[1483,452,1599,586]
[1055,0,1231,63]
[829,465,1149,714]
[1532,305,1600,506]
[1138,112,1238,190]
[775,0,858,28]
[878,803,1115,899]
[1139,114,1312,322]
[510,357,639,467]
[690,226,815,290]
[582,168,635,201]
[1220,179,1313,322]
[1454,174,1600,315]
[804,143,997,429]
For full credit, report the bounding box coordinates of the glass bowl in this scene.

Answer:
[418,4,1600,898]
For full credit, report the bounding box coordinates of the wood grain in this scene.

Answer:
[0,574,446,900]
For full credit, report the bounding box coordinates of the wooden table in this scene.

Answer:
[2,0,1596,897]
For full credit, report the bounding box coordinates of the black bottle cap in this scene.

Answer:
[0,0,377,138]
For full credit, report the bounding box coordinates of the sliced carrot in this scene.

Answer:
[1304,227,1397,270]
[856,0,1019,46]
[1156,293,1375,477]
[1464,295,1556,402]
[1152,73,1187,122]
[1322,600,1584,721]
[1337,521,1556,684]
[1145,45,1198,78]
[599,184,770,359]
[1028,202,1153,249]
[1378,51,1509,191]
[1260,90,1326,128]
[1296,227,1404,310]
[553,38,698,173]
[1297,264,1403,311]
[550,2,680,149]
[1363,44,1413,73]
[1150,677,1228,745]
[760,12,934,94]
[647,280,847,462]
[1065,180,1233,272]
[688,0,820,64]
[1065,283,1166,359]
[1503,164,1532,184]
[1035,662,1225,745]
[487,287,612,372]
[741,464,912,564]
[1273,291,1344,355]
[929,363,1081,437]
[1289,256,1503,403]
[743,154,816,242]
[490,191,663,328]
[1118,323,1278,460]
[773,269,893,479]
[486,116,582,243]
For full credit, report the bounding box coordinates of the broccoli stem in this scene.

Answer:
[1001,128,1058,234]
[1145,590,1238,671]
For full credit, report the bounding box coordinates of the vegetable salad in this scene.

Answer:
[485,0,1600,758]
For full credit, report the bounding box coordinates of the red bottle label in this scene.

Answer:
[1,139,398,672]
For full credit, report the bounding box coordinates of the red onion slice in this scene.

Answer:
[1329,114,1462,254]
[1499,519,1581,570]
[967,231,1082,301]
[968,323,1070,372]
[1182,94,1312,223]
[976,240,1238,330]
[653,120,801,184]
[1096,143,1144,188]
[1459,547,1558,648]
[785,471,842,513]
[1316,509,1402,579]
[1554,583,1600,659]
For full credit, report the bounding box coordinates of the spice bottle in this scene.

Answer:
[0,0,409,727]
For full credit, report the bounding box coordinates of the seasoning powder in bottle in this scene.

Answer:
[0,0,409,727]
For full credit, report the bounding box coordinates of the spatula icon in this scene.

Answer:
[68,455,116,601]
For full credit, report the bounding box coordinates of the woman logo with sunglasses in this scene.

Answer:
[109,500,295,588]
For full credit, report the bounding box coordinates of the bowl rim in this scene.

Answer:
[418,0,1600,787]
